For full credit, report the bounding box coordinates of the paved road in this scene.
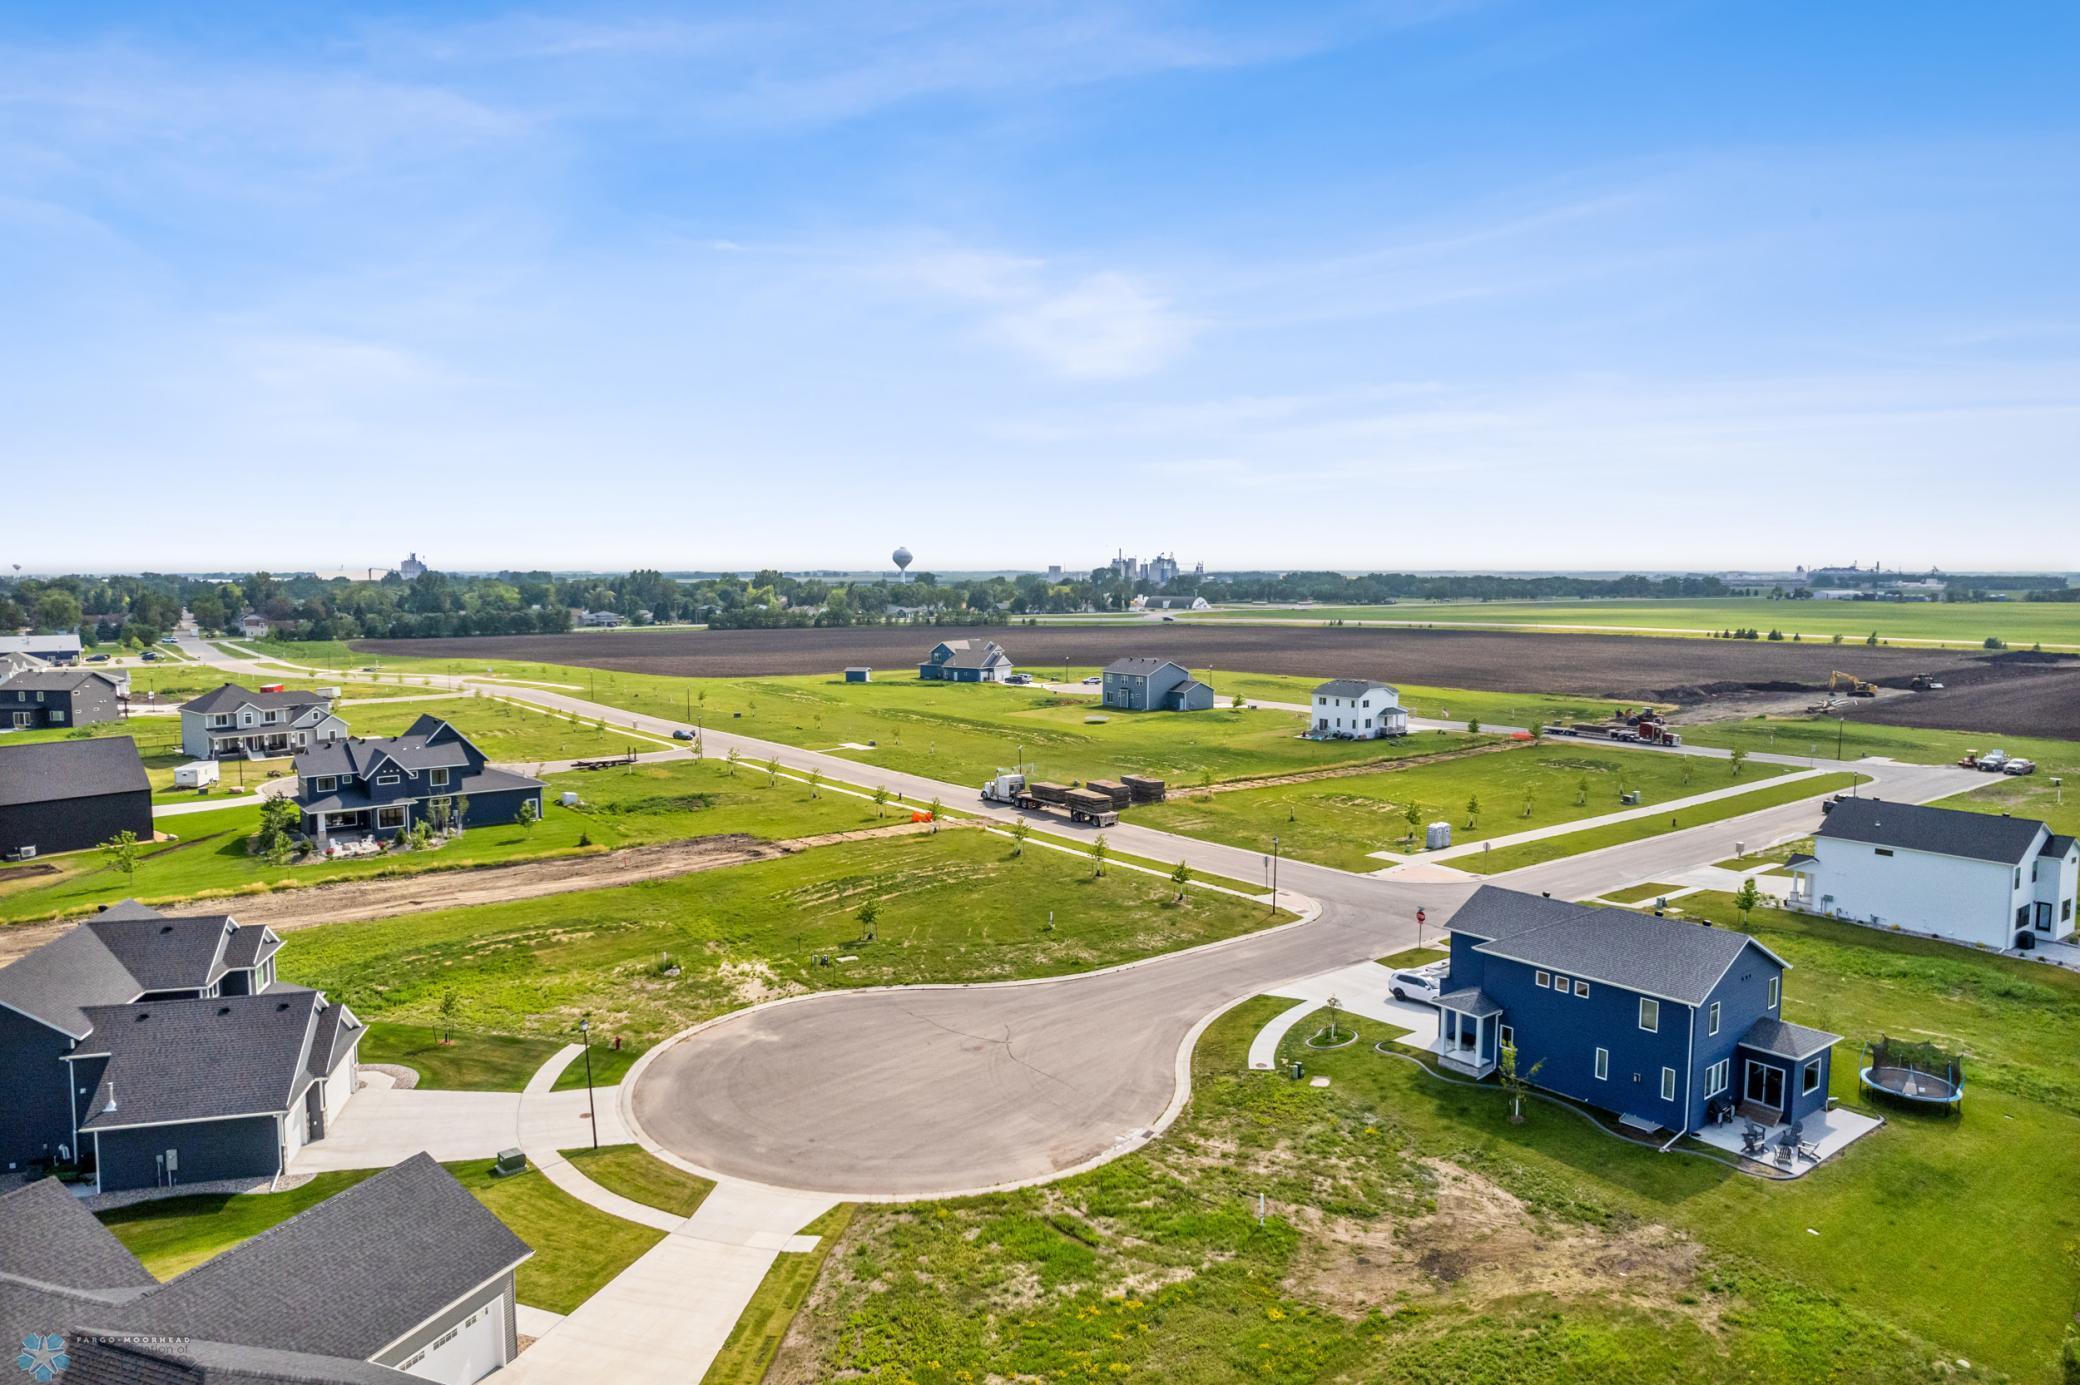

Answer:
[182,636,1980,1197]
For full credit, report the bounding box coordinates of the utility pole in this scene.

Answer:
[1269,835,1280,915]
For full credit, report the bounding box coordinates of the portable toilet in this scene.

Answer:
[1425,821,1452,850]
[844,667,872,682]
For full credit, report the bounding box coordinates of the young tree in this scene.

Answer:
[856,898,879,943]
[1520,787,1535,819]
[1466,717,1482,735]
[1090,833,1109,877]
[1733,876,1762,926]
[871,786,889,818]
[1498,1038,1546,1124]
[1009,818,1030,857]
[807,768,822,799]
[1730,746,1749,777]
[517,798,540,833]
[928,796,942,831]
[1402,800,1423,847]
[1575,776,1589,806]
[1170,859,1192,900]
[726,747,741,778]
[438,988,460,1045]
[453,796,470,834]
[1465,794,1481,829]
[100,829,140,884]
[765,757,780,787]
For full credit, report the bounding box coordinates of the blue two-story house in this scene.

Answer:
[292,714,544,843]
[1435,888,1840,1137]
[0,668,122,730]
[918,638,1013,682]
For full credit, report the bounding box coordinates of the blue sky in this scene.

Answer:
[4,2,2076,574]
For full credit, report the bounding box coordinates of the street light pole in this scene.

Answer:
[577,1016,597,1149]
[1270,835,1280,915]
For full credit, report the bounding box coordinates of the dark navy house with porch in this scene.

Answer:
[293,714,544,843]
[1435,888,1839,1135]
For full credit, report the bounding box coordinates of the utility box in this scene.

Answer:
[560,791,580,808]
[1425,821,1452,850]
[1620,790,1641,805]
[493,1148,528,1177]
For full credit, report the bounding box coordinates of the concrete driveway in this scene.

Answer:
[293,1086,629,1172]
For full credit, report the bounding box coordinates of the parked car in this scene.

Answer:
[140,649,161,661]
[1005,673,1033,685]
[86,653,110,663]
[1388,966,1447,1006]
[2003,759,2036,776]
[1976,749,2009,772]
[1081,675,1102,685]
[671,728,695,741]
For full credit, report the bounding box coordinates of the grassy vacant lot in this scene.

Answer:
[1165,668,1652,728]
[707,1203,854,1385]
[341,693,655,764]
[1935,769,2080,837]
[361,1023,566,1090]
[1136,743,1796,870]
[283,827,1288,1067]
[1684,715,2080,772]
[1190,596,2080,649]
[776,899,2080,1383]
[0,757,883,923]
[246,640,1492,790]
[1462,771,1865,875]
[562,1144,715,1218]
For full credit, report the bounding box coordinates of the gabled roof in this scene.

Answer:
[73,988,331,1131]
[1736,1016,1840,1061]
[1313,678,1397,699]
[0,926,142,1038]
[1816,798,2047,865]
[0,904,257,1038]
[938,644,1010,669]
[292,716,493,782]
[0,669,116,693]
[0,736,150,808]
[220,922,282,972]
[0,1180,155,1294]
[124,1154,531,1362]
[295,764,541,816]
[2044,835,2077,860]
[180,684,332,717]
[1436,987,1502,1018]
[61,1335,412,1384]
[81,914,235,993]
[1104,656,1185,676]
[1449,886,1785,1008]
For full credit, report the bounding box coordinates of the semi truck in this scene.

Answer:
[980,772,1120,826]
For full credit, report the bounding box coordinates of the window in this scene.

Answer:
[1573,979,1589,999]
[312,776,336,793]
[1875,848,1893,857]
[1498,1024,1514,1048]
[1535,970,1549,988]
[1767,976,1780,1010]
[376,772,401,786]
[1594,1047,1608,1081]
[1660,1067,1677,1102]
[1708,1001,1721,1036]
[430,768,451,788]
[1802,1060,1822,1095]
[1551,975,1568,992]
[1638,997,1659,1032]
[1706,1059,1730,1096]
[377,806,407,829]
[2066,900,2074,922]
[2015,869,2022,887]
[49,711,65,723]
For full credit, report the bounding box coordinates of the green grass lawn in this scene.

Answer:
[0,757,885,923]
[1601,880,1685,904]
[1188,668,1657,728]
[99,1170,379,1280]
[1683,716,2080,775]
[360,1022,567,1090]
[703,1203,854,1385]
[1462,771,1866,875]
[440,1158,663,1314]
[1932,769,2080,837]
[336,693,657,763]
[778,897,2080,1382]
[1187,596,2080,649]
[1134,743,1796,871]
[561,1144,715,1218]
[281,827,1292,1062]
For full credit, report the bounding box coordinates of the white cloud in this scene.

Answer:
[990,271,1198,379]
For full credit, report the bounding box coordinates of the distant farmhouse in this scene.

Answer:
[577,609,626,628]
[180,683,348,761]
[0,632,82,664]
[1133,594,1210,612]
[0,737,153,860]
[1437,888,1841,1137]
[919,637,1013,683]
[1309,679,1408,739]
[0,667,123,730]
[1101,658,1215,712]
[1788,799,2077,950]
[237,611,272,638]
[0,900,361,1192]
[294,715,544,843]
[0,1153,530,1382]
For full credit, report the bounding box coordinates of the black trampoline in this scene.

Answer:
[1858,1036,1964,1109]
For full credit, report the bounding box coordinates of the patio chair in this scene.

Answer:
[1773,1139,1796,1169]
[1739,1123,1767,1157]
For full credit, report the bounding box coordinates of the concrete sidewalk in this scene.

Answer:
[1249,961,1442,1069]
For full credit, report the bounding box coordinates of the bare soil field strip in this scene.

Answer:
[356,627,2080,739]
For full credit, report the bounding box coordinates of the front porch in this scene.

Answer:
[1433,988,1503,1079]
[210,732,301,759]
[1690,1103,1882,1176]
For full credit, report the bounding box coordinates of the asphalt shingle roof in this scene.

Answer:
[81,914,235,993]
[179,684,332,717]
[1104,657,1183,676]
[2045,835,2076,859]
[1816,798,2047,865]
[0,736,150,808]
[0,1180,155,1293]
[126,1154,531,1361]
[0,905,261,1037]
[220,923,281,972]
[294,764,540,816]
[63,1336,412,1385]
[1436,987,1502,1018]
[0,669,116,693]
[74,989,326,1130]
[1736,1016,1841,1061]
[1313,679,1397,699]
[0,926,142,1037]
[292,716,507,784]
[1451,886,1784,1007]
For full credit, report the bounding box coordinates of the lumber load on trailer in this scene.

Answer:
[1083,779,1133,808]
[1120,774,1167,803]
[1024,781,1072,806]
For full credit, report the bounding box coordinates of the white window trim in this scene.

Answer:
[1660,1067,1677,1102]
[1573,979,1589,999]
[1594,1047,1608,1081]
[1708,1001,1720,1036]
[1802,1059,1822,1095]
[1535,970,1549,988]
[1639,997,1660,1033]
[1767,976,1780,1010]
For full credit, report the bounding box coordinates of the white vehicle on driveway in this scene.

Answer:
[1388,964,1448,1006]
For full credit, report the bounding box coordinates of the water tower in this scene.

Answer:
[892,546,913,582]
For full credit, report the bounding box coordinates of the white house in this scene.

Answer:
[1787,799,2077,950]
[578,609,626,628]
[179,684,348,760]
[1309,679,1409,739]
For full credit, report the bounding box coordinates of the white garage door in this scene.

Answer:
[402,1297,505,1384]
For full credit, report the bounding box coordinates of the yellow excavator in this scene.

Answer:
[1829,670,1879,698]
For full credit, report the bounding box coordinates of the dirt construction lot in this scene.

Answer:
[359,627,2080,738]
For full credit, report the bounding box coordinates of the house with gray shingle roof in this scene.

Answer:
[1308,678,1406,739]
[179,683,347,761]
[0,667,123,730]
[0,902,356,1193]
[293,715,543,844]
[0,736,154,861]
[1789,798,2078,950]
[1100,657,1215,711]
[1436,886,1840,1136]
[918,637,1013,683]
[0,1153,530,1384]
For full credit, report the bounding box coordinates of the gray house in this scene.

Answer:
[0,901,360,1192]
[0,633,82,663]
[1101,657,1216,712]
[919,637,1013,682]
[0,668,123,731]
[180,683,348,760]
[0,737,154,860]
[0,1152,530,1384]
[294,715,544,843]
